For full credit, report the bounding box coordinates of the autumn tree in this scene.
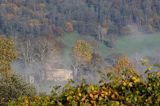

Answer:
[0,36,17,76]
[113,56,139,79]
[73,40,93,63]
[72,40,93,81]
[65,21,74,32]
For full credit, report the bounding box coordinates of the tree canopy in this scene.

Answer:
[73,40,93,63]
[0,36,17,76]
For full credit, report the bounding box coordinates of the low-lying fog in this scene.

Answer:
[11,25,160,94]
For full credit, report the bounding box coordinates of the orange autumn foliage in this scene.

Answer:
[114,56,138,77]
[65,21,74,32]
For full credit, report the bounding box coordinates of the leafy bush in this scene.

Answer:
[7,70,160,106]
[5,56,160,106]
[0,74,36,106]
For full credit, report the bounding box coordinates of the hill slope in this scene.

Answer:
[0,0,159,38]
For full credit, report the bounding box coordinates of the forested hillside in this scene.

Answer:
[0,0,159,40]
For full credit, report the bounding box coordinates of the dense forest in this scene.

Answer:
[0,0,160,105]
[0,0,160,38]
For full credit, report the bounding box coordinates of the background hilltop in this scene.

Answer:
[0,0,159,38]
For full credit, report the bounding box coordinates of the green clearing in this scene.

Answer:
[58,32,111,57]
[59,32,160,58]
[115,33,160,55]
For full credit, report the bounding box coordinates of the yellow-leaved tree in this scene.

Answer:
[0,36,17,76]
[113,56,139,79]
[73,40,93,63]
[72,40,93,81]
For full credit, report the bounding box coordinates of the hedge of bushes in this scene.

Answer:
[7,71,160,106]
[1,56,159,106]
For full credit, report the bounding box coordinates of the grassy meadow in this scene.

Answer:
[59,32,160,58]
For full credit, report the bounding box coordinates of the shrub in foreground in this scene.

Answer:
[0,74,36,106]
[7,71,160,106]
